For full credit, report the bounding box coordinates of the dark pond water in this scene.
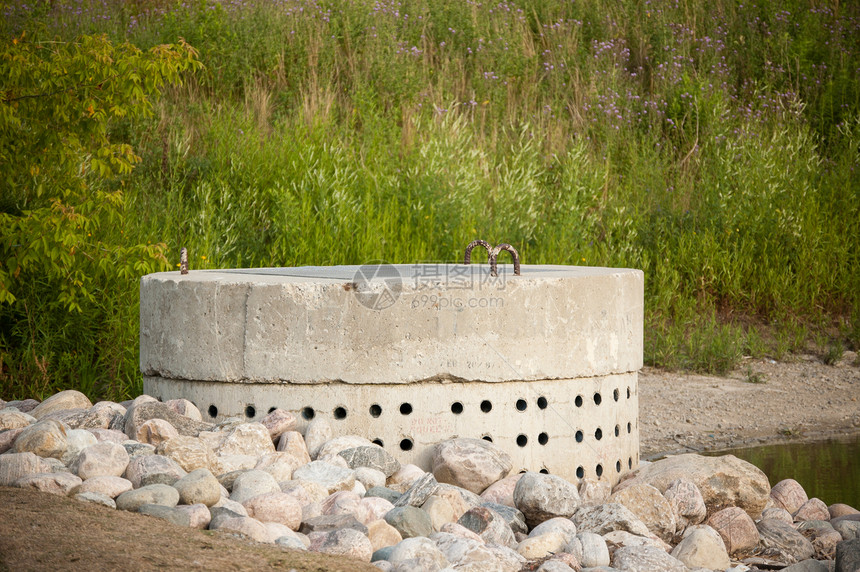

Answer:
[709,434,860,509]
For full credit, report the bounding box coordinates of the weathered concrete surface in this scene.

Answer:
[141,264,643,485]
[140,265,643,384]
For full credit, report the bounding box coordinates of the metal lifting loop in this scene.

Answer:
[489,243,521,277]
[463,239,492,265]
[463,240,521,277]
[180,247,189,275]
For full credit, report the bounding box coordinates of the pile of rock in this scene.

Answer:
[1,389,859,572]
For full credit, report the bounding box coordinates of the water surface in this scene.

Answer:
[712,435,860,509]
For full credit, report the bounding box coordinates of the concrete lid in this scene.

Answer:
[140,264,643,384]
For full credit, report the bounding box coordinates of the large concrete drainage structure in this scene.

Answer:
[141,264,643,485]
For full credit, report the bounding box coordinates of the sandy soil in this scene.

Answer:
[639,351,860,458]
[1,354,858,571]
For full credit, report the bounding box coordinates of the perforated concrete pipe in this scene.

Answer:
[141,264,643,485]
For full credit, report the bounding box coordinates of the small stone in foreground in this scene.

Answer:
[514,471,581,528]
[0,452,50,486]
[172,467,221,507]
[138,504,192,527]
[432,438,512,495]
[115,483,180,512]
[612,544,686,572]
[14,472,82,495]
[72,441,130,480]
[384,506,433,539]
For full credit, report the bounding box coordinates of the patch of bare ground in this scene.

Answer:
[639,352,860,458]
[0,487,378,572]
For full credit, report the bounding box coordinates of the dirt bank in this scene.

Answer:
[639,352,860,458]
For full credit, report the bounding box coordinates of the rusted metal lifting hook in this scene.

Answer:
[180,247,188,275]
[463,240,521,277]
[463,239,492,265]
[490,243,520,277]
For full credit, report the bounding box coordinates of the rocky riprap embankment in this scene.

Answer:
[1,390,859,572]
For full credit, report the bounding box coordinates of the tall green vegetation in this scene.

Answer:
[1,0,858,399]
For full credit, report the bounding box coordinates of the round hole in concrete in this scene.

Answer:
[268,406,277,414]
[615,424,620,437]
[482,435,493,443]
[208,405,218,419]
[480,400,492,413]
[575,430,583,443]
[301,406,315,420]
[245,405,256,418]
[539,469,549,474]
[627,422,632,434]
[372,438,384,447]
[616,460,622,473]
[576,466,584,479]
[613,388,619,401]
[451,402,463,414]
[593,392,602,405]
[516,399,527,411]
[628,457,633,469]
[596,464,604,478]
[333,406,347,420]
[399,438,413,451]
[538,432,548,445]
[516,434,528,447]
[595,428,603,440]
[400,403,413,415]
[369,404,382,418]
[575,395,583,407]
[537,396,548,409]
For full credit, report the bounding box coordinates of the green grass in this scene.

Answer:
[1,0,859,400]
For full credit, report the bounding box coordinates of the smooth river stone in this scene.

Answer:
[757,518,815,562]
[308,527,373,562]
[156,435,216,473]
[670,525,731,570]
[124,454,187,489]
[664,477,707,531]
[457,506,516,547]
[12,419,68,459]
[771,479,809,514]
[172,468,221,506]
[72,441,129,480]
[116,483,180,511]
[164,399,202,422]
[0,410,35,431]
[612,545,686,571]
[258,408,296,441]
[708,505,760,555]
[338,445,400,477]
[619,453,771,519]
[292,461,355,495]
[60,429,99,465]
[242,491,302,530]
[513,472,581,528]
[608,482,676,542]
[432,438,512,495]
[72,475,133,498]
[576,502,650,538]
[276,431,311,464]
[229,469,280,504]
[30,390,92,420]
[0,452,50,486]
[480,474,522,508]
[14,471,82,495]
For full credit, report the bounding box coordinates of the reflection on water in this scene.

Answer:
[710,434,860,509]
